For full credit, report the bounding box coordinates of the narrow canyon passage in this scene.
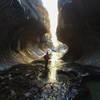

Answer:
[41,0,68,82]
[0,0,100,100]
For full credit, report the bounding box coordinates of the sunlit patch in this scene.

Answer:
[42,0,60,82]
[42,0,59,48]
[42,0,68,82]
[48,52,66,82]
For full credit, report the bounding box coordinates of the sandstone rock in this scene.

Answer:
[58,0,100,66]
[0,0,50,70]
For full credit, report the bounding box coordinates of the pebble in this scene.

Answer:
[34,82,68,100]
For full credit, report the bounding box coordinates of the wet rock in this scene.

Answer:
[0,60,46,100]
[1,59,99,100]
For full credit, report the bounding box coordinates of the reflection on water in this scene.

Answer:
[48,44,68,82]
[41,0,68,83]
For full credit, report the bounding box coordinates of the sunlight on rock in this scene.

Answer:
[42,0,59,47]
[42,0,68,82]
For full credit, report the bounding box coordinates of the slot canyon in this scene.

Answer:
[0,0,100,100]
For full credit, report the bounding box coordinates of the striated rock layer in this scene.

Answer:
[0,0,50,70]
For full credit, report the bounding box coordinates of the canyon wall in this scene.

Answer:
[58,0,100,66]
[0,0,50,50]
[0,0,50,69]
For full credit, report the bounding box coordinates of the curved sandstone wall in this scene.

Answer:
[58,0,100,66]
[0,0,50,69]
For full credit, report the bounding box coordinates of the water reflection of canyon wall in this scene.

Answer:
[57,0,100,66]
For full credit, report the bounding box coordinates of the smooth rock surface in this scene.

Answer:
[57,0,100,66]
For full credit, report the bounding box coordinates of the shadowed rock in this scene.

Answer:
[58,0,100,66]
[0,0,51,70]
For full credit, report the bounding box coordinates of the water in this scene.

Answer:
[47,45,100,100]
[48,43,68,82]
[87,81,100,100]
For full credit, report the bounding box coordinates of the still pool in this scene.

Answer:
[87,81,100,100]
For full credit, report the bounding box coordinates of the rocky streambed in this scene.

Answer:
[0,57,100,100]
